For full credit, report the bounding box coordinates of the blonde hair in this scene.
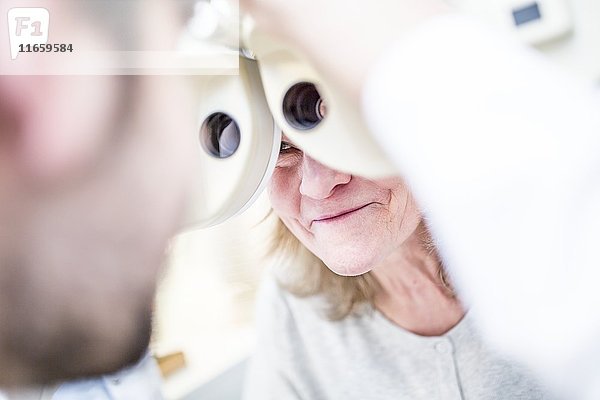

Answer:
[268,217,377,320]
[268,216,452,320]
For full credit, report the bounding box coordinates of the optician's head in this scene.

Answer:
[268,136,421,277]
[0,0,195,385]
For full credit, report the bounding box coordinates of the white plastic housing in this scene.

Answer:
[182,57,280,229]
[449,0,600,82]
[244,24,398,180]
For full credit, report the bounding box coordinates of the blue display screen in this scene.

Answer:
[512,2,542,26]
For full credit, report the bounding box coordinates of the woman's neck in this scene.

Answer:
[371,223,465,336]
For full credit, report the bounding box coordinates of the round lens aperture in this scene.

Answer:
[282,82,326,131]
[200,112,241,158]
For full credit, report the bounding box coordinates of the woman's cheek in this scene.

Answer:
[375,177,405,192]
[269,167,299,217]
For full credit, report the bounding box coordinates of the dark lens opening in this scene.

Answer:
[200,112,241,159]
[282,82,326,131]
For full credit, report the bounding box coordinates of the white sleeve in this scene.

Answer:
[362,13,600,397]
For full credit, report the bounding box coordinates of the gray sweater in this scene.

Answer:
[243,275,555,400]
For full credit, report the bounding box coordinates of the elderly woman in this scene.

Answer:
[242,136,553,399]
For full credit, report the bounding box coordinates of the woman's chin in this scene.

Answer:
[324,259,374,277]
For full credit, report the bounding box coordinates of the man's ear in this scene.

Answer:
[0,75,121,183]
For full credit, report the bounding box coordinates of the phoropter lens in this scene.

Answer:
[200,112,241,159]
[282,82,326,131]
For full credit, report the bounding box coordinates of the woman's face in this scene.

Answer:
[269,137,422,276]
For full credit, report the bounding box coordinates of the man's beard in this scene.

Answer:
[0,74,195,385]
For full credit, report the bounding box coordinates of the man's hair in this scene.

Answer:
[78,0,197,48]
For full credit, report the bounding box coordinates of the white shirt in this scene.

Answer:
[0,352,163,400]
[244,275,552,400]
[362,13,600,400]
[52,352,163,400]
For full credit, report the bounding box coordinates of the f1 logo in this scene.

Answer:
[7,8,50,60]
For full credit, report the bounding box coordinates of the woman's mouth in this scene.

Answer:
[312,203,376,226]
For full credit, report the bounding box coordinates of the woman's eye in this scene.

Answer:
[277,140,303,167]
[279,141,298,153]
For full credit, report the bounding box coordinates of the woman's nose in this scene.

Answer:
[299,155,351,200]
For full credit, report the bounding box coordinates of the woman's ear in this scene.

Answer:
[0,75,120,183]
